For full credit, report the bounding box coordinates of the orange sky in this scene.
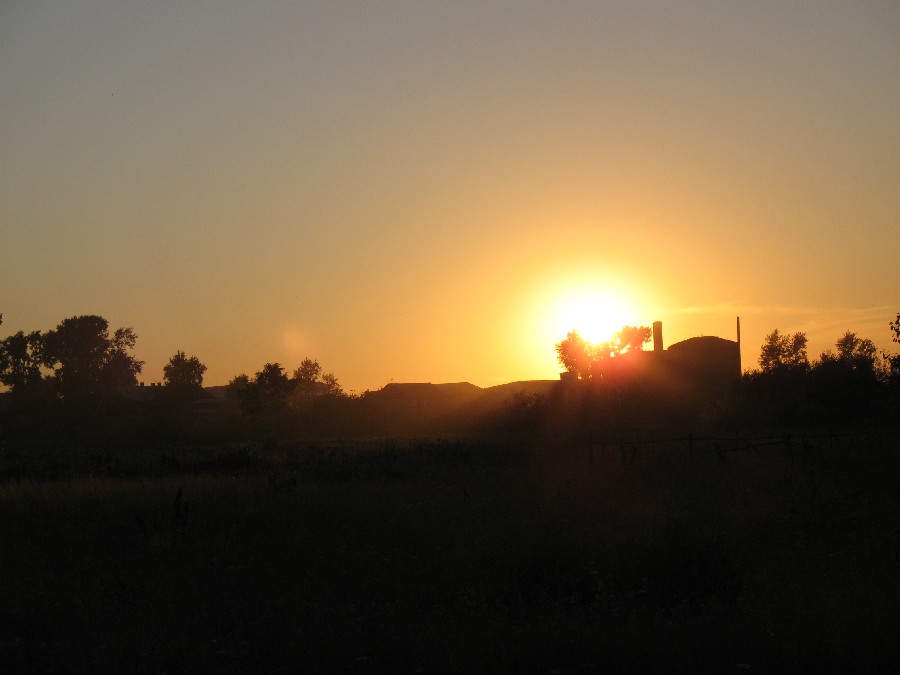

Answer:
[2,2,898,393]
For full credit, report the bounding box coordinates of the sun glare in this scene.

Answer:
[554,290,634,345]
[513,272,649,377]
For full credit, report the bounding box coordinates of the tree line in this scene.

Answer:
[743,321,900,424]
[0,313,343,405]
[0,313,354,449]
[2,311,899,448]
[0,314,199,401]
[554,313,900,425]
[555,316,900,381]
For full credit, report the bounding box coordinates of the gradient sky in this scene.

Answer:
[2,1,898,393]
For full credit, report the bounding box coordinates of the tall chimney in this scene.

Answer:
[652,321,663,352]
[736,316,741,346]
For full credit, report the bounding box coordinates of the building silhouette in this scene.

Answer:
[576,318,742,395]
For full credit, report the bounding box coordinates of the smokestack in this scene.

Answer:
[736,316,741,346]
[652,321,663,352]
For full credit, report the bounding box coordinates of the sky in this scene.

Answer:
[2,1,898,393]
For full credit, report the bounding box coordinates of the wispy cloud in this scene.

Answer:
[673,303,897,343]
[800,306,897,337]
[672,304,818,316]
[674,303,895,319]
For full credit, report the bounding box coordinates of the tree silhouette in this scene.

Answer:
[556,325,653,380]
[758,329,808,373]
[255,363,293,395]
[42,315,143,397]
[824,331,877,368]
[236,363,294,414]
[0,329,48,394]
[163,351,207,394]
[292,357,343,398]
[615,325,652,353]
[886,313,900,379]
[812,331,880,421]
[319,372,343,397]
[230,357,346,419]
[293,358,322,385]
[556,330,595,379]
[227,373,251,398]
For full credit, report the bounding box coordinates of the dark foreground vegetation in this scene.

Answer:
[2,424,900,672]
[2,313,900,671]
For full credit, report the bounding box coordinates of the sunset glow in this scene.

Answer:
[3,6,899,669]
[1,2,897,392]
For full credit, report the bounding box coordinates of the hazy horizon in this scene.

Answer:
[3,1,898,393]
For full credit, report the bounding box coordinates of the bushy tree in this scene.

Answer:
[0,329,48,394]
[615,325,652,353]
[163,351,207,394]
[812,331,881,421]
[255,363,293,396]
[235,363,294,414]
[556,325,653,380]
[820,331,877,370]
[292,358,343,397]
[42,315,143,397]
[556,330,594,379]
[758,329,809,373]
[886,313,900,379]
[319,372,343,397]
[233,357,345,416]
[226,373,250,398]
[293,358,322,385]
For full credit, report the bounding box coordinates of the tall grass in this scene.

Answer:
[1,428,898,672]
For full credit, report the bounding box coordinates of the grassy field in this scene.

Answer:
[1,427,899,672]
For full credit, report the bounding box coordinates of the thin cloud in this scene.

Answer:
[674,303,895,320]
[800,307,897,339]
[672,304,898,348]
[672,304,812,315]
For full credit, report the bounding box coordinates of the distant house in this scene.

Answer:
[666,334,741,387]
[577,319,742,393]
[373,382,482,409]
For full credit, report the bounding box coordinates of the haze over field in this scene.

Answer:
[2,1,898,393]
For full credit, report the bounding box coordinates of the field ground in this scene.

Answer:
[1,427,899,672]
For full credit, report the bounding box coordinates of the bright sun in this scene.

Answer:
[553,290,634,344]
